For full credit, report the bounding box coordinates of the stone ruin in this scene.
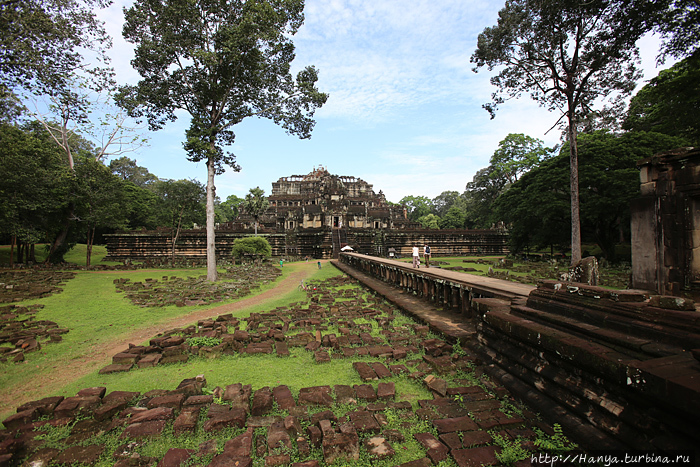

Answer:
[0,304,69,364]
[631,147,700,299]
[104,167,508,261]
[1,276,573,467]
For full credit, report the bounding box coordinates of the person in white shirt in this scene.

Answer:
[412,245,419,268]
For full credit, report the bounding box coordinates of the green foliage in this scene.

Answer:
[241,187,270,234]
[624,52,700,145]
[417,213,440,229]
[489,133,552,185]
[656,0,700,60]
[492,431,530,465]
[108,156,158,188]
[185,336,222,347]
[232,236,272,259]
[398,195,433,221]
[217,194,245,223]
[534,424,578,452]
[0,0,111,96]
[495,130,689,260]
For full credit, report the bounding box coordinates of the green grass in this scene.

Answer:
[0,261,319,420]
[0,243,123,266]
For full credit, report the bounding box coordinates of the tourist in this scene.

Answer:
[279,258,284,267]
[317,261,322,269]
[423,243,431,268]
[412,245,419,268]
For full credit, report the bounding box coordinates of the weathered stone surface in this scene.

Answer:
[322,432,359,464]
[348,410,380,435]
[370,362,391,379]
[251,387,273,416]
[352,362,378,381]
[298,386,333,407]
[54,444,104,465]
[265,454,290,466]
[173,407,200,434]
[414,432,449,463]
[204,406,247,432]
[451,445,500,467]
[156,448,194,467]
[353,384,377,402]
[2,409,37,430]
[223,427,254,457]
[122,420,167,438]
[147,393,186,411]
[396,457,432,467]
[54,396,101,419]
[15,396,64,416]
[459,430,493,448]
[137,353,162,368]
[99,363,133,374]
[272,385,296,410]
[364,436,395,460]
[129,407,174,424]
[267,421,292,453]
[424,375,448,397]
[333,385,356,405]
[432,415,479,434]
[208,454,252,467]
[377,382,395,401]
[223,383,252,412]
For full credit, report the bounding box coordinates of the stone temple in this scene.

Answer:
[105,167,508,260]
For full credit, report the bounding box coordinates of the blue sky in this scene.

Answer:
[97,0,669,203]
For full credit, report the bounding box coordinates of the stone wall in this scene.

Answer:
[104,228,509,261]
[631,147,700,298]
[338,253,700,451]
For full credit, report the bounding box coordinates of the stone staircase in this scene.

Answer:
[471,280,700,451]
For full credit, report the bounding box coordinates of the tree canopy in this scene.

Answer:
[471,0,665,264]
[118,0,327,281]
[624,53,700,145]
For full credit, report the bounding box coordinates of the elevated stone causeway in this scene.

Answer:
[337,253,700,452]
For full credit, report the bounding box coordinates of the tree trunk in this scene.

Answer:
[172,206,185,264]
[86,227,95,268]
[205,155,218,282]
[45,205,74,264]
[17,243,24,265]
[567,111,582,265]
[29,244,36,263]
[9,236,15,269]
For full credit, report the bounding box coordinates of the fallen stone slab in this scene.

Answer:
[156,448,194,467]
[451,445,500,467]
[414,432,449,464]
[348,410,380,435]
[122,420,168,438]
[252,387,273,416]
[223,427,254,457]
[353,384,377,402]
[129,407,174,425]
[204,407,247,432]
[99,363,133,375]
[264,386,293,411]
[322,431,359,464]
[55,444,104,465]
[432,415,479,434]
[370,362,391,379]
[298,386,333,407]
[173,407,200,434]
[54,396,101,419]
[352,362,378,381]
[364,436,395,460]
[377,382,395,401]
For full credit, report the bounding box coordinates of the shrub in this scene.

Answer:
[231,237,272,259]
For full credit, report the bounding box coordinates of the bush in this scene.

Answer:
[231,236,272,259]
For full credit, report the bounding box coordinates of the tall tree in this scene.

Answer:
[242,187,270,236]
[471,0,664,264]
[118,0,327,281]
[153,179,206,261]
[217,194,245,223]
[0,0,111,97]
[109,156,158,188]
[73,155,128,267]
[398,195,433,221]
[489,133,552,185]
[657,0,700,60]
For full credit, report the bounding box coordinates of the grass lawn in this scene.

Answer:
[0,247,579,466]
[0,244,123,266]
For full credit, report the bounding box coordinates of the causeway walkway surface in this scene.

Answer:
[331,256,534,343]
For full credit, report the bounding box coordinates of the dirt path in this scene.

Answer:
[1,263,323,418]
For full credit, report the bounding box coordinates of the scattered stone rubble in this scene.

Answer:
[0,270,76,303]
[1,274,569,466]
[1,368,550,466]
[0,304,69,364]
[112,264,282,307]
